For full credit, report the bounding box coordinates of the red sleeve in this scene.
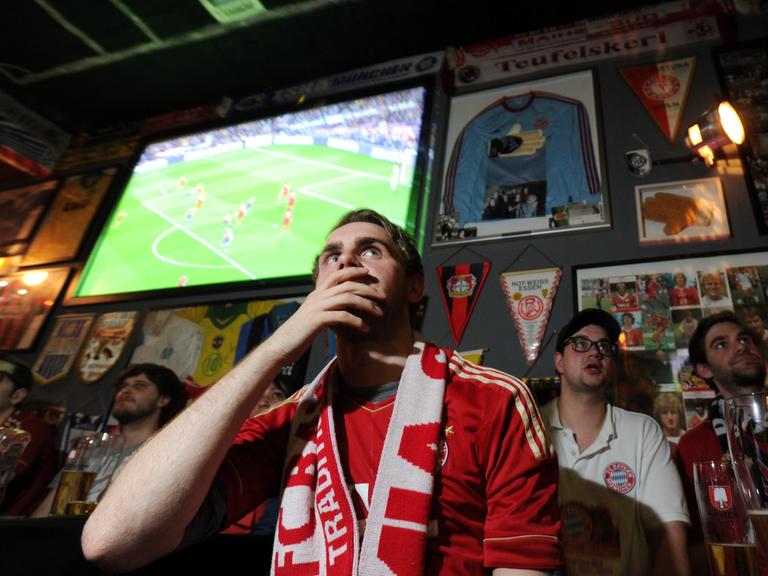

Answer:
[0,414,57,516]
[477,381,562,570]
[215,400,295,525]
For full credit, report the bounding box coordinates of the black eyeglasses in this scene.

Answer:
[563,336,616,356]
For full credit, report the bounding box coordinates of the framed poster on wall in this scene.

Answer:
[0,180,57,256]
[21,167,117,266]
[714,40,768,235]
[434,69,608,245]
[0,266,70,351]
[575,250,768,442]
[634,177,730,245]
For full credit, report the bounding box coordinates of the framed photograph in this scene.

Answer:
[714,41,768,234]
[0,266,70,351]
[434,69,608,245]
[21,167,117,267]
[635,177,729,245]
[0,180,57,256]
[574,250,768,437]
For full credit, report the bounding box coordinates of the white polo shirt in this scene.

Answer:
[542,400,689,576]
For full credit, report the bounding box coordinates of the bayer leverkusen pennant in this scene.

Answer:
[436,261,491,346]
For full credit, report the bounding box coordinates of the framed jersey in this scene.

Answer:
[434,69,609,245]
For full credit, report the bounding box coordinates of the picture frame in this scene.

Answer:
[634,177,729,245]
[574,250,768,440]
[0,180,57,256]
[0,266,71,351]
[433,69,608,245]
[20,167,117,267]
[714,40,768,235]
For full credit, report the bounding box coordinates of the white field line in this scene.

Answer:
[151,227,230,269]
[143,201,256,279]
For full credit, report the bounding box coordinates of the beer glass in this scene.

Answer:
[725,392,768,555]
[50,431,123,516]
[693,459,760,576]
[0,426,31,508]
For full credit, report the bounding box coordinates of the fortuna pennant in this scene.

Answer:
[500,268,561,365]
[436,261,491,346]
[620,57,697,143]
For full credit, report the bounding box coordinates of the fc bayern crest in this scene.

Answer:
[603,462,636,494]
[708,485,732,511]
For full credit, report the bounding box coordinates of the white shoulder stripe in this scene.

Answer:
[449,355,552,459]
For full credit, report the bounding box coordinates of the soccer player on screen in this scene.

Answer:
[221,227,234,249]
[236,204,247,226]
[276,182,290,204]
[281,207,293,233]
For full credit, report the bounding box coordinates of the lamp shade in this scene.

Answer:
[685,100,745,165]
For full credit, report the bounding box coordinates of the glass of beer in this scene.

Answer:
[50,431,123,516]
[725,392,768,556]
[693,459,760,576]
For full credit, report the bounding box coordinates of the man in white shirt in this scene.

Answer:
[542,309,690,576]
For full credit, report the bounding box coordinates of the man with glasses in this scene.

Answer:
[542,309,690,576]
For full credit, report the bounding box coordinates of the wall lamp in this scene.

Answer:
[626,101,745,176]
[684,101,745,166]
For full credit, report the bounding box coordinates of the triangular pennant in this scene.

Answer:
[500,267,562,366]
[436,261,491,346]
[458,348,487,365]
[32,314,95,385]
[620,57,697,143]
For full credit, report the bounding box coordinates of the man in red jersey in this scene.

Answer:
[674,311,767,573]
[0,355,57,516]
[83,209,561,575]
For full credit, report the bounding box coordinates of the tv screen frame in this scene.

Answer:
[65,79,436,305]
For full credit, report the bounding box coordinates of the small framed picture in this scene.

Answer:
[635,177,729,245]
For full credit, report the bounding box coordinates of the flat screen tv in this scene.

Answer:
[71,83,432,301]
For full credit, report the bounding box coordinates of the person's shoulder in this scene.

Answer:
[677,418,715,448]
[15,411,54,438]
[446,351,528,397]
[611,405,663,434]
[445,351,544,414]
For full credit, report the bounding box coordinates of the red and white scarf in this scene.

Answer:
[272,341,447,576]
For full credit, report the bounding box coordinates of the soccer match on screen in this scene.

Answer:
[74,86,427,298]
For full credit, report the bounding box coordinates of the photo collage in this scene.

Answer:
[578,255,768,446]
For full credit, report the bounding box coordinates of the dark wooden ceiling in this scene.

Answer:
[1,0,663,134]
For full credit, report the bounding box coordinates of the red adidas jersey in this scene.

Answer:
[217,350,562,573]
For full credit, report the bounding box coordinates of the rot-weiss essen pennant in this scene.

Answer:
[620,57,697,143]
[500,268,561,365]
[436,261,491,346]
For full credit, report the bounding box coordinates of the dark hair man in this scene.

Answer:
[541,309,690,576]
[0,354,57,516]
[674,311,766,572]
[33,362,188,516]
[83,209,562,575]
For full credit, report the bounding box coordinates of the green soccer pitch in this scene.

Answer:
[74,144,417,297]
